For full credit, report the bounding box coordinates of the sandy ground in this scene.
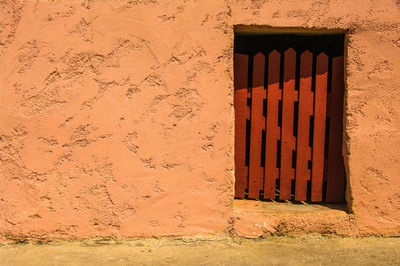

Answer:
[0,235,399,265]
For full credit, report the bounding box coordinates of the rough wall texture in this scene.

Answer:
[0,0,399,240]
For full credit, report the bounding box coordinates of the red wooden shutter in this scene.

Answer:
[234,47,345,203]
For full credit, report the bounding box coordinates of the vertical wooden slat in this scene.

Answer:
[248,52,266,199]
[311,53,328,202]
[264,50,281,199]
[295,51,313,201]
[324,87,332,183]
[280,48,297,200]
[234,53,249,198]
[326,56,346,202]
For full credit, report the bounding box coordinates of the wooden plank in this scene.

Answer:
[280,48,297,200]
[264,50,281,199]
[234,53,249,198]
[294,50,313,201]
[311,53,328,202]
[326,56,346,203]
[248,52,266,199]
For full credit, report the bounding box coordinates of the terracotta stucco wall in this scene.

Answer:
[0,0,399,240]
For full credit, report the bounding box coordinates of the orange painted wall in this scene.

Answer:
[0,0,399,240]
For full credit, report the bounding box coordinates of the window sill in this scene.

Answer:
[232,199,353,238]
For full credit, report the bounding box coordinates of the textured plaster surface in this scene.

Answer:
[0,0,400,240]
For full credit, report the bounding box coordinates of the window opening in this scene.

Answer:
[234,32,346,203]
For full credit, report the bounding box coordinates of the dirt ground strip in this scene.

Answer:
[0,235,399,265]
